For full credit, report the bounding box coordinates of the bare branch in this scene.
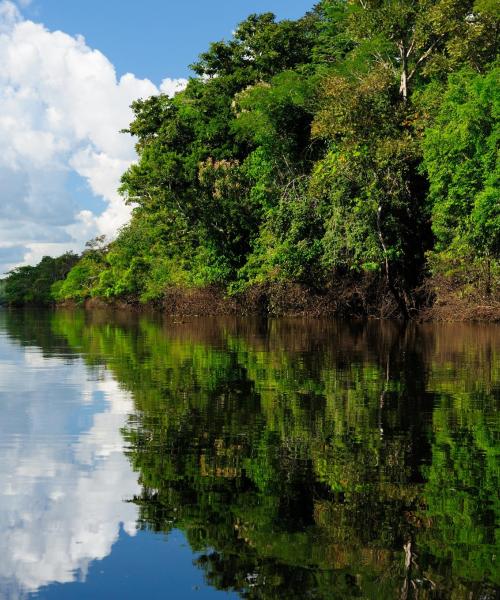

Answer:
[406,38,416,58]
[408,40,439,81]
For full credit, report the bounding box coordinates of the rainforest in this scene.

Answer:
[1,0,499,319]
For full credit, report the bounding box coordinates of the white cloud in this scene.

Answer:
[0,1,188,273]
[160,77,189,96]
[0,0,19,31]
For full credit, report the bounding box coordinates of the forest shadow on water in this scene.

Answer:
[0,308,498,600]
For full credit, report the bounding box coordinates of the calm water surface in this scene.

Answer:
[0,309,498,599]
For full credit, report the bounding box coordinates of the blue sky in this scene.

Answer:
[0,0,315,274]
[21,0,315,83]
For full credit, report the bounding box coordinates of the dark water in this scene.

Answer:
[0,309,498,600]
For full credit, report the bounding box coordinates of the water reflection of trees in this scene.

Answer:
[7,310,499,599]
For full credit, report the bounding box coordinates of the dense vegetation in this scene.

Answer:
[5,310,498,597]
[2,0,499,316]
[0,253,78,306]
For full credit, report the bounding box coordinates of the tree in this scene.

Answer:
[422,66,499,297]
[316,0,498,101]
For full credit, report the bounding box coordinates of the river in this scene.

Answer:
[0,309,498,599]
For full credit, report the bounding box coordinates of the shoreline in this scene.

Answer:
[54,283,500,323]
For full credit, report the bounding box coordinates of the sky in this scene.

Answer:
[0,0,314,275]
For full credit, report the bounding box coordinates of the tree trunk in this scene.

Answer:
[399,42,408,101]
[377,205,410,319]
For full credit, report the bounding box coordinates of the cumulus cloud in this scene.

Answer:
[0,1,187,274]
[0,323,141,598]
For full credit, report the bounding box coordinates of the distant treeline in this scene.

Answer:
[0,253,79,306]
[2,0,499,316]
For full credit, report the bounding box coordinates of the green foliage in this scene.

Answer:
[191,12,316,79]
[421,66,500,298]
[0,279,7,305]
[233,71,316,162]
[423,66,499,257]
[3,253,78,305]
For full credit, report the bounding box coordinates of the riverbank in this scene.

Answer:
[59,281,500,322]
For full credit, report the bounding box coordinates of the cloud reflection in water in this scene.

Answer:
[0,329,140,598]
